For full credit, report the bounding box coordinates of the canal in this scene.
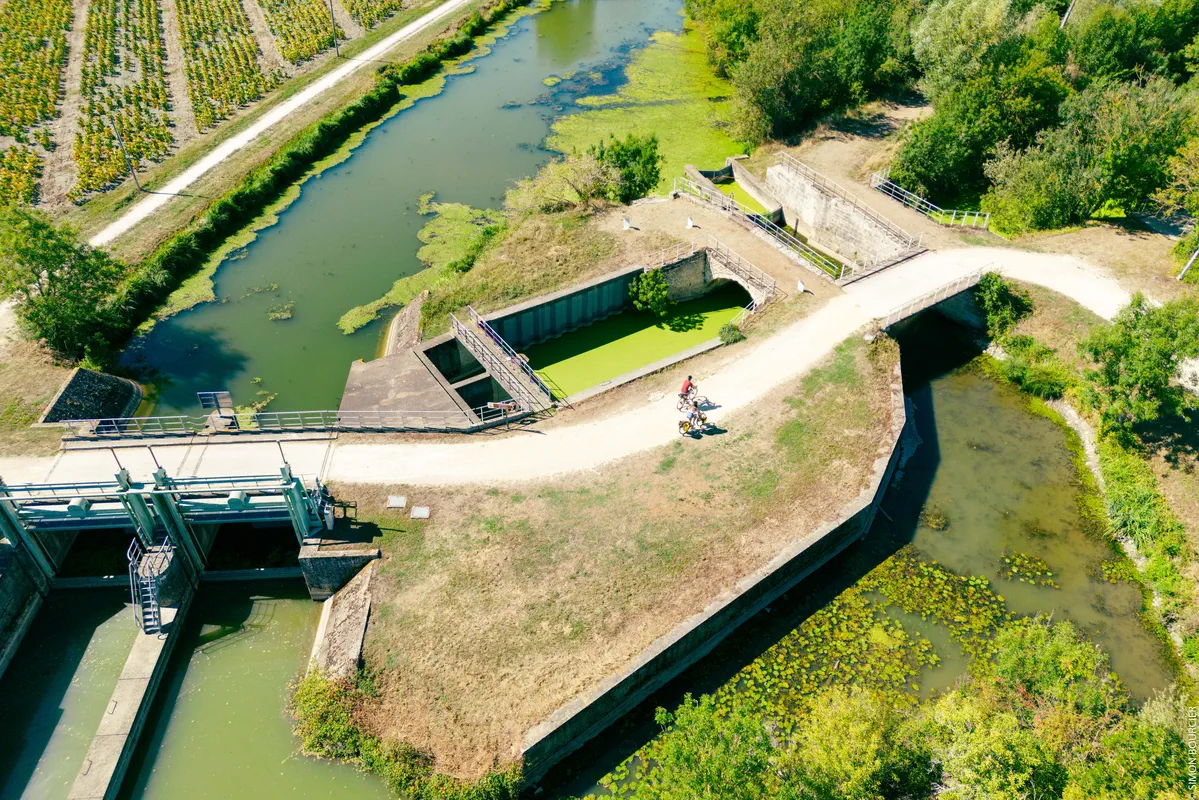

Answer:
[125,0,687,416]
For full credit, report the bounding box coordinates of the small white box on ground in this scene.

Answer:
[410,506,430,520]
[386,495,407,509]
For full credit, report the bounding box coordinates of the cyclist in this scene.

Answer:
[687,400,704,430]
[679,375,695,401]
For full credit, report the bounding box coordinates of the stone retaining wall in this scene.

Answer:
[766,162,908,268]
[40,368,141,424]
[521,362,908,781]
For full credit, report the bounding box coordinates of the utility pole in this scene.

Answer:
[326,0,340,57]
[110,117,144,193]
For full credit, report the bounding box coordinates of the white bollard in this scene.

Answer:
[622,216,631,230]
[686,216,694,229]
[796,279,806,295]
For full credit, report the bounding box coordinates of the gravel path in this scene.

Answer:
[0,247,1133,487]
[88,0,475,247]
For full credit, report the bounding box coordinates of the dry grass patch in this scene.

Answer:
[1009,281,1106,372]
[332,335,899,778]
[0,339,70,456]
[419,210,678,336]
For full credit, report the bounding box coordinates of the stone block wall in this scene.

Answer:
[766,163,909,268]
[659,251,709,302]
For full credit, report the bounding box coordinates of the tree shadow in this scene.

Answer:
[1134,407,1199,468]
[119,324,250,414]
[660,309,705,333]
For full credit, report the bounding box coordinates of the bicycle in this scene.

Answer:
[676,388,709,412]
[678,410,707,436]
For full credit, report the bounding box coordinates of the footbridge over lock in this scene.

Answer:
[0,464,334,594]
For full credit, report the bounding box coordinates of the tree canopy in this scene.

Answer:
[0,206,124,361]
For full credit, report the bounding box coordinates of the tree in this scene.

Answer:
[779,687,932,800]
[0,206,124,361]
[916,689,1068,799]
[1079,293,1199,431]
[629,269,672,317]
[504,152,615,215]
[635,694,780,800]
[982,77,1196,233]
[589,134,663,204]
[971,271,1032,338]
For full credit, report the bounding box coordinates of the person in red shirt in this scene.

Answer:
[680,376,694,399]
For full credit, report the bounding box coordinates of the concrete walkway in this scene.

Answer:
[89,0,474,248]
[0,247,1131,488]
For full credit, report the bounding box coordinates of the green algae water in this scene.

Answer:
[126,0,688,416]
[543,314,1177,797]
[525,284,747,397]
[118,582,387,799]
[0,590,135,800]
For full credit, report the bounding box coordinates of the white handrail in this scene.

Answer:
[1179,246,1198,282]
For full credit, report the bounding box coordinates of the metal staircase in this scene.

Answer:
[127,538,173,634]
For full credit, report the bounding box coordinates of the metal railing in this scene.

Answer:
[1179,246,1198,282]
[63,403,523,440]
[870,170,990,230]
[730,300,758,328]
[774,153,920,249]
[451,313,542,411]
[674,177,848,281]
[879,269,984,329]
[647,241,699,269]
[701,234,778,299]
[466,306,554,401]
[128,537,173,634]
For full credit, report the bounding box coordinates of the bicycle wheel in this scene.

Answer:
[678,420,690,435]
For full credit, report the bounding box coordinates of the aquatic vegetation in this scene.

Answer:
[267,301,294,320]
[919,505,950,531]
[998,550,1059,589]
[860,545,1009,659]
[548,27,743,194]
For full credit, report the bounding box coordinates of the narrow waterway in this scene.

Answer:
[540,313,1177,796]
[126,0,685,416]
[118,582,388,799]
[0,590,134,800]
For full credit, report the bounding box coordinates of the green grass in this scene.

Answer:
[547,25,744,195]
[524,285,746,397]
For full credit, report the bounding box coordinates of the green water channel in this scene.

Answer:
[0,591,135,800]
[117,582,388,799]
[545,315,1177,796]
[126,0,687,416]
[525,284,748,397]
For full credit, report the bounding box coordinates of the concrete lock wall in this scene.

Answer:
[0,531,78,681]
[488,267,643,350]
[299,543,381,600]
[765,164,908,267]
[521,365,908,781]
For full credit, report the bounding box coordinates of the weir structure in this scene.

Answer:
[0,462,357,799]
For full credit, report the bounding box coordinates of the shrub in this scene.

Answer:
[1001,335,1072,399]
[719,322,745,344]
[972,271,1032,338]
[589,133,663,204]
[629,269,672,317]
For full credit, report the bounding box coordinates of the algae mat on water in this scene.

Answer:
[524,285,745,397]
[547,25,744,193]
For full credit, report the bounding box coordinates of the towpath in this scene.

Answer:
[88,0,475,248]
[0,247,1133,487]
